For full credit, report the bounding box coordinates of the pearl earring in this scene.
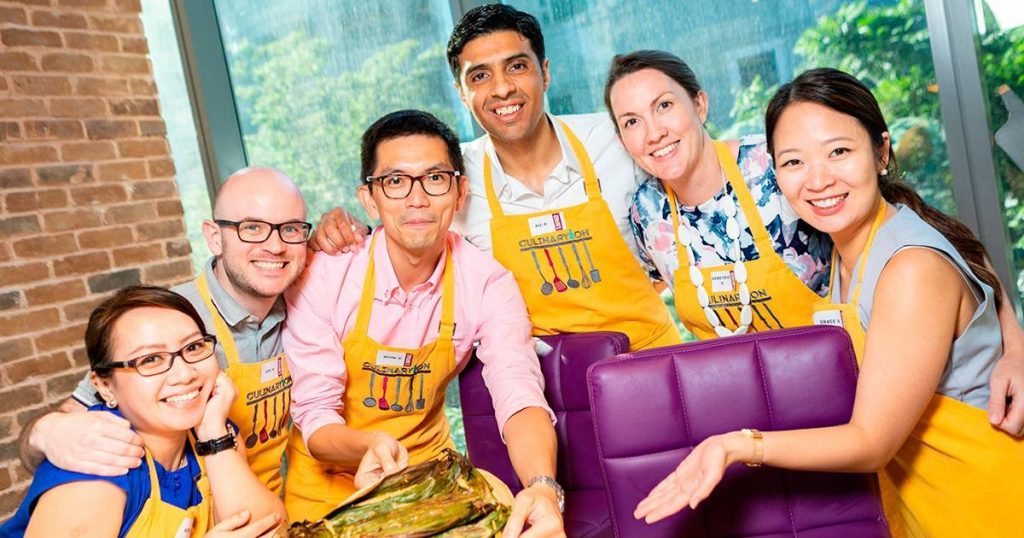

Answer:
[880,169,888,176]
[107,399,118,409]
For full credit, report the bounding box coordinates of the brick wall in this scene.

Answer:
[0,0,193,518]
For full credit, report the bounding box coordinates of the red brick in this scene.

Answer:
[0,262,50,287]
[4,351,72,385]
[70,183,126,205]
[130,179,176,200]
[114,0,141,11]
[5,189,67,212]
[43,207,103,232]
[130,78,154,96]
[138,119,165,137]
[0,76,6,94]
[0,338,35,362]
[85,118,137,139]
[0,416,13,441]
[0,121,19,142]
[40,52,94,73]
[63,294,106,322]
[147,158,175,178]
[0,52,38,71]
[136,219,183,241]
[45,369,88,399]
[100,55,148,75]
[0,308,59,338]
[77,225,132,248]
[0,98,47,118]
[110,98,157,116]
[156,199,185,217]
[31,10,88,29]
[87,267,139,292]
[0,488,23,521]
[120,36,146,54]
[52,251,110,277]
[0,28,61,48]
[118,138,165,158]
[0,169,32,189]
[165,238,191,258]
[0,215,41,236]
[24,119,84,140]
[12,75,71,96]
[64,32,118,52]
[0,6,27,25]
[0,384,44,414]
[50,97,106,117]
[59,0,111,7]
[0,144,58,165]
[88,14,140,33]
[0,291,21,311]
[144,258,192,283]
[61,140,117,161]
[96,160,146,181]
[38,163,92,185]
[11,233,75,258]
[70,347,88,367]
[75,76,130,96]
[112,243,162,266]
[105,202,156,224]
[34,323,86,352]
[24,280,86,306]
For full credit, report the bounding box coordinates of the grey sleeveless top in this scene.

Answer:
[832,205,1000,409]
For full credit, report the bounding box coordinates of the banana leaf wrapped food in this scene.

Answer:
[289,449,511,538]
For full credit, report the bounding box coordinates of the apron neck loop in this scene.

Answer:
[196,273,242,367]
[843,198,890,305]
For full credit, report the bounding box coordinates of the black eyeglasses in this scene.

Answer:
[214,219,312,244]
[365,170,460,199]
[95,335,218,377]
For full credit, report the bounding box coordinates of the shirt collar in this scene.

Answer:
[204,257,286,329]
[484,113,584,201]
[370,229,448,303]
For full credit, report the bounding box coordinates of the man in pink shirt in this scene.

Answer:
[282,110,564,537]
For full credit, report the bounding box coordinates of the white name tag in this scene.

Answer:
[260,358,282,384]
[376,350,413,367]
[710,270,735,293]
[173,516,194,538]
[528,212,565,236]
[813,309,845,327]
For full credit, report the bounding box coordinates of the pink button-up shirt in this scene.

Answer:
[284,230,552,445]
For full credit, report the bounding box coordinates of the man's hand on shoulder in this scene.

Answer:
[26,401,144,475]
[310,207,370,255]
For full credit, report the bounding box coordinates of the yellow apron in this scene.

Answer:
[124,436,212,538]
[484,120,679,351]
[669,141,822,339]
[196,274,292,497]
[284,234,458,521]
[812,202,1024,537]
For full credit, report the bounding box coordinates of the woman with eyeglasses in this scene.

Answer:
[2,286,286,537]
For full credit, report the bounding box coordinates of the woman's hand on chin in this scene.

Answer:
[197,372,238,440]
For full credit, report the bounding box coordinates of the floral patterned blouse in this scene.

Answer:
[629,135,832,296]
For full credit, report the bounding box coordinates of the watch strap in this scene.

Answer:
[526,474,565,513]
[194,430,237,456]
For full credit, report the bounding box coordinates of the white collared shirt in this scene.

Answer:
[455,113,648,259]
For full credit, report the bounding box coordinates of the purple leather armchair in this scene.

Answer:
[459,332,629,538]
[589,326,889,537]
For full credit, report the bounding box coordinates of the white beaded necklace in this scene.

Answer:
[676,170,752,337]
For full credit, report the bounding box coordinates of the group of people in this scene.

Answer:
[4,3,1023,537]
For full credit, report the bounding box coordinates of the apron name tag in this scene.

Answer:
[528,212,565,236]
[376,350,413,367]
[813,309,845,328]
[260,358,283,384]
[173,516,194,538]
[710,270,735,293]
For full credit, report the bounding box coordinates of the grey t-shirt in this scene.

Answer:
[73,258,287,404]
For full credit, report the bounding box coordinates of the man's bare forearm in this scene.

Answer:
[19,398,86,471]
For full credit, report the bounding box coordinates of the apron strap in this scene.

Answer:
[714,141,774,254]
[141,447,161,503]
[845,200,890,304]
[352,233,381,337]
[196,273,242,368]
[482,155,506,218]
[557,119,602,202]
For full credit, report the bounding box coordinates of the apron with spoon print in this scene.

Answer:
[484,119,679,351]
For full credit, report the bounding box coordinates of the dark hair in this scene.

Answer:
[360,110,464,183]
[765,67,1002,309]
[604,50,704,132]
[447,3,545,83]
[86,286,207,378]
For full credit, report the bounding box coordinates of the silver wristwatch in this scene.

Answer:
[526,475,565,513]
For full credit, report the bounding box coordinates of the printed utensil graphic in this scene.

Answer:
[557,246,579,288]
[245,403,259,448]
[378,376,391,410]
[543,248,569,292]
[279,391,290,429]
[269,394,279,439]
[531,250,554,295]
[363,371,377,407]
[405,372,415,412]
[582,241,602,282]
[571,243,592,289]
[416,372,426,410]
[259,400,269,443]
[391,377,403,411]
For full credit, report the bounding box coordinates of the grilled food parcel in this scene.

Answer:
[289,449,512,537]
